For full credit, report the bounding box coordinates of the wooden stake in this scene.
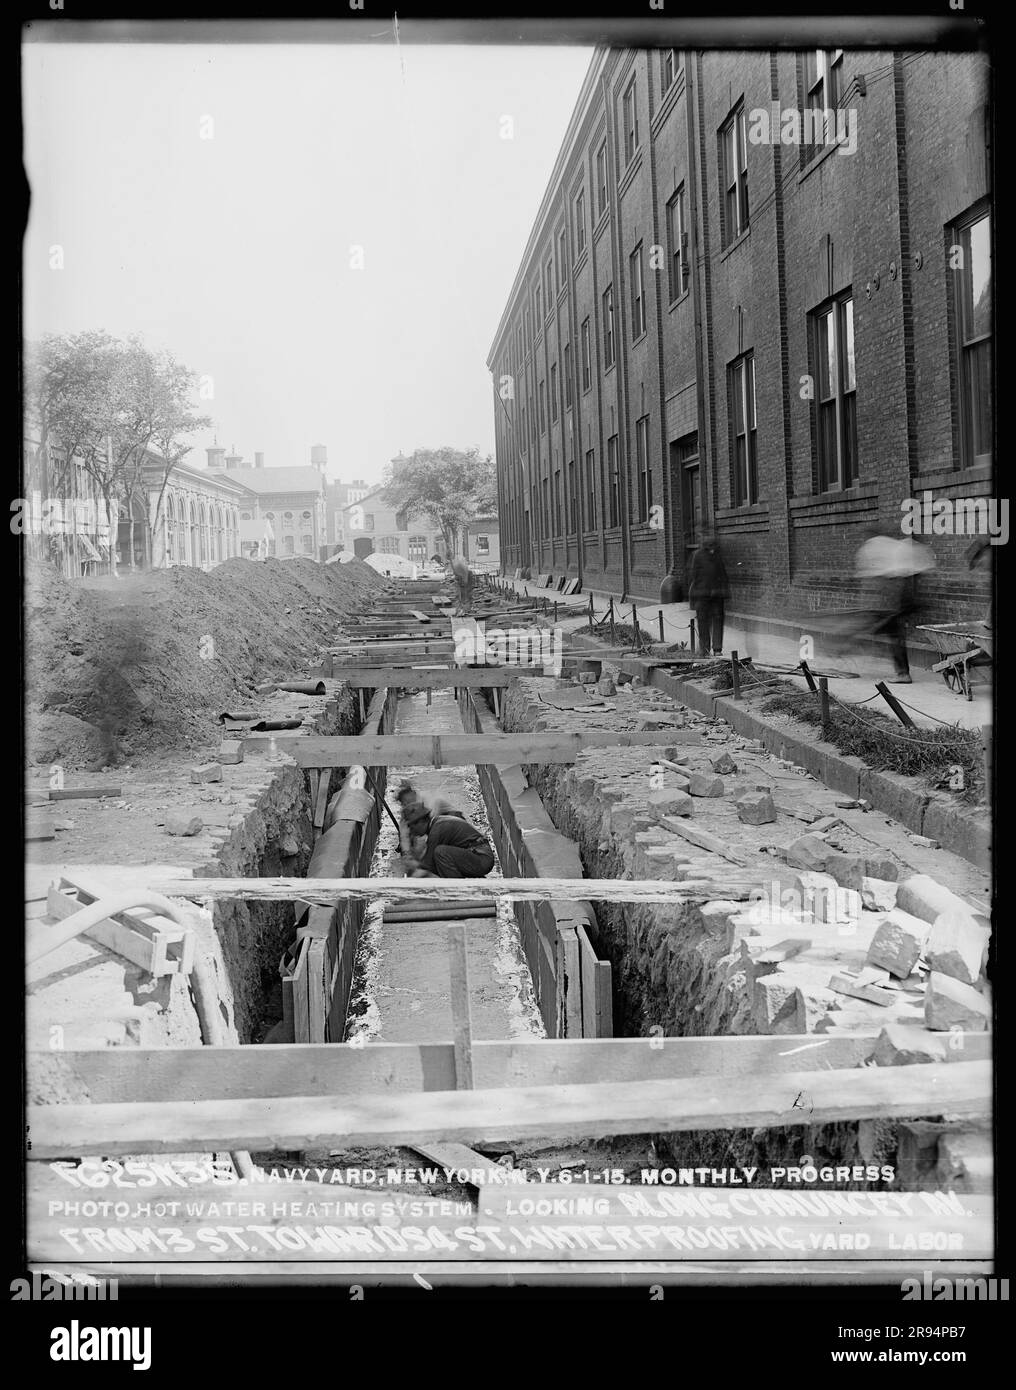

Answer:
[800,660,818,693]
[730,651,741,699]
[818,676,831,732]
[875,680,917,728]
[448,923,474,1089]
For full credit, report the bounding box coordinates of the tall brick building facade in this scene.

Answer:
[487,47,992,626]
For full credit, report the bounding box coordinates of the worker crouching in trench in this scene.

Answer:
[402,798,495,879]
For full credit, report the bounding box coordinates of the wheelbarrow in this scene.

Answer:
[915,622,992,700]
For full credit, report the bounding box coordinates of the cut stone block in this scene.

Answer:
[828,970,896,1007]
[190,763,223,784]
[866,909,929,978]
[861,877,898,912]
[924,912,990,986]
[822,851,869,892]
[166,811,203,837]
[794,872,859,925]
[896,874,988,930]
[647,787,692,816]
[937,1132,992,1192]
[710,751,738,774]
[736,790,776,825]
[924,973,991,1032]
[872,1023,949,1066]
[864,856,898,883]
[595,675,616,697]
[809,815,841,833]
[688,772,724,798]
[752,974,806,1033]
[785,835,832,872]
[218,740,244,765]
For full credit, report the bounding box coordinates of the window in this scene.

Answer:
[602,285,615,369]
[623,78,639,165]
[564,343,572,409]
[524,306,531,345]
[265,511,275,521]
[812,293,857,491]
[520,406,528,456]
[545,257,554,314]
[568,459,577,532]
[301,510,312,520]
[662,49,682,93]
[596,142,608,217]
[240,511,252,521]
[476,534,490,554]
[575,188,586,255]
[554,468,563,534]
[636,415,652,521]
[283,511,294,528]
[667,186,688,301]
[580,318,592,391]
[803,49,844,156]
[550,364,559,422]
[409,535,428,562]
[584,447,596,529]
[365,513,375,531]
[378,535,400,553]
[728,352,759,505]
[301,534,313,554]
[541,477,550,535]
[535,282,542,323]
[607,435,620,527]
[395,510,408,531]
[557,228,567,290]
[720,105,749,247]
[539,380,547,434]
[630,243,646,339]
[952,208,992,469]
[283,535,295,555]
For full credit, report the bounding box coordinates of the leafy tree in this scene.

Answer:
[382,447,497,558]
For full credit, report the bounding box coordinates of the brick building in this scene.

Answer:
[487,47,992,627]
[207,446,328,558]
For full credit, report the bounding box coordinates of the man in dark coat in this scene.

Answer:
[688,530,731,656]
[404,803,495,879]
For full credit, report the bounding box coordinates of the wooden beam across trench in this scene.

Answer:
[29,1032,992,1104]
[286,731,702,767]
[26,1060,992,1157]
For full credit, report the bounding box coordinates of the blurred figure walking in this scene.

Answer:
[854,526,936,684]
[688,530,731,656]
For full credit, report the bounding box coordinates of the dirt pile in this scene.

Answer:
[24,557,384,767]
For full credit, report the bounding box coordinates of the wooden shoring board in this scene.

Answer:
[312,768,332,831]
[284,937,310,1045]
[307,938,327,1044]
[577,923,612,1039]
[34,1033,989,1104]
[63,871,742,907]
[286,731,703,767]
[336,667,533,688]
[556,924,583,1039]
[44,877,194,977]
[25,1060,992,1156]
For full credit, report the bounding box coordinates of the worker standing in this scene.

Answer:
[688,529,731,657]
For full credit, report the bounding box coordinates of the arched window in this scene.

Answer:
[241,511,252,521]
[301,510,312,521]
[283,511,294,527]
[301,534,313,554]
[283,534,295,555]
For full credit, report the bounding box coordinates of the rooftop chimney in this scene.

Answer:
[254,452,265,469]
[225,451,244,470]
[206,446,226,470]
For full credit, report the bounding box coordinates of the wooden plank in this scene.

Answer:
[44,882,191,976]
[67,870,738,907]
[336,667,525,688]
[660,816,752,866]
[448,923,474,1089]
[31,1033,991,1105]
[307,938,327,1044]
[26,1060,992,1156]
[286,938,310,1045]
[312,768,332,831]
[288,731,703,768]
[577,924,611,1039]
[557,924,583,1039]
[30,785,123,802]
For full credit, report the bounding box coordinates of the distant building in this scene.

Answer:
[462,517,501,572]
[339,485,448,567]
[239,516,275,560]
[325,476,370,555]
[206,446,328,558]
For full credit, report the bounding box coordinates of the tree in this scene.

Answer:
[382,447,497,558]
[25,331,123,572]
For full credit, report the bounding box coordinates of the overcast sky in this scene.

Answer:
[23,38,594,487]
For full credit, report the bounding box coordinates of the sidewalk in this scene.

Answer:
[502,577,991,734]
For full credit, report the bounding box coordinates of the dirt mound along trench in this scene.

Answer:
[24,557,385,767]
